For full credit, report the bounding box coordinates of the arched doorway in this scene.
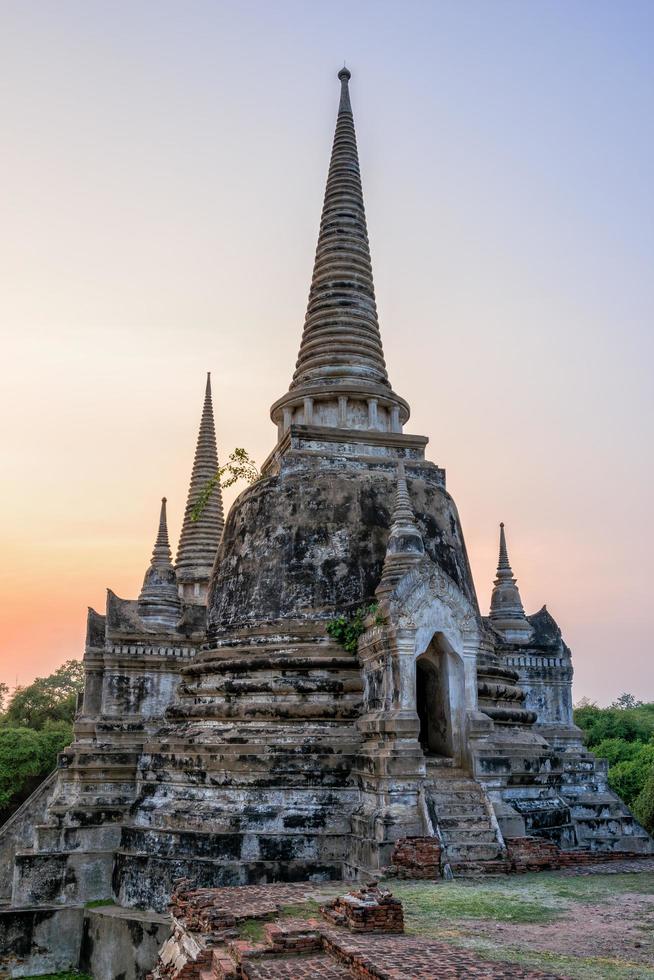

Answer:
[415,633,465,762]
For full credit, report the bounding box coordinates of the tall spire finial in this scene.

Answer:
[270,69,409,440]
[489,522,532,642]
[498,522,511,570]
[151,497,173,567]
[176,373,224,604]
[139,496,181,627]
[376,462,425,602]
[337,65,352,112]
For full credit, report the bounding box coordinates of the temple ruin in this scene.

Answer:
[1,68,651,947]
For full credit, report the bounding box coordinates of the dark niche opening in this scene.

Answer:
[416,653,453,757]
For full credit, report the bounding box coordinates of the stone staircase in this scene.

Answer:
[558,749,654,854]
[423,757,508,874]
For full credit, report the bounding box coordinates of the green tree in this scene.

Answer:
[574,703,654,748]
[593,737,643,767]
[4,660,84,730]
[633,768,654,834]
[607,743,654,807]
[0,724,71,809]
[0,681,8,715]
[611,693,644,710]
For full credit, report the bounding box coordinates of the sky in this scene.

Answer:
[0,0,652,705]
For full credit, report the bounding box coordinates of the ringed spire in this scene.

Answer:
[271,68,409,439]
[489,523,532,642]
[176,373,224,603]
[138,497,181,627]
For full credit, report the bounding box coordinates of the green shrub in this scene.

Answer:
[593,737,643,767]
[0,724,71,809]
[607,743,654,806]
[633,767,654,834]
[327,603,382,654]
[574,703,654,748]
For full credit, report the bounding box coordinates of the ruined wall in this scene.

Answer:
[0,772,56,902]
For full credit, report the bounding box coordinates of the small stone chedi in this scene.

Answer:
[1,68,651,915]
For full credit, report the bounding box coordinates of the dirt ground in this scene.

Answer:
[393,863,654,980]
[472,892,653,966]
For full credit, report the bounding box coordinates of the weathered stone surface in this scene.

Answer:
[0,906,83,978]
[79,905,171,980]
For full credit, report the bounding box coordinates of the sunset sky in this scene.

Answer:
[1,0,652,704]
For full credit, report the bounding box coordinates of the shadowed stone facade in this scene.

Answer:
[1,68,651,930]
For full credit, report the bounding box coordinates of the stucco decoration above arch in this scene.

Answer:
[374,559,481,712]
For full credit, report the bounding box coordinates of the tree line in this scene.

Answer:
[574,694,654,835]
[0,660,84,821]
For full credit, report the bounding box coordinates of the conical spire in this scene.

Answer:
[139,497,181,627]
[489,523,532,641]
[376,462,425,602]
[497,522,511,571]
[151,496,173,567]
[271,69,409,438]
[176,373,224,603]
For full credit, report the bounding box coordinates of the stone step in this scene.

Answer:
[143,740,362,756]
[132,789,356,834]
[440,826,499,844]
[134,769,354,789]
[426,782,486,796]
[444,841,505,861]
[120,826,349,862]
[428,790,485,804]
[448,858,511,877]
[133,786,359,810]
[144,754,356,775]
[429,803,488,818]
[47,803,131,825]
[437,815,495,830]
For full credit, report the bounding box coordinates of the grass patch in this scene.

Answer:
[239,918,267,942]
[279,899,322,919]
[237,900,323,941]
[541,871,654,903]
[84,897,116,908]
[22,974,93,980]
[393,880,558,925]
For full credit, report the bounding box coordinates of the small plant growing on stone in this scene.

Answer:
[327,603,383,654]
[192,448,260,521]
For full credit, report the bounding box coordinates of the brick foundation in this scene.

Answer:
[506,838,654,873]
[320,886,404,933]
[390,836,442,879]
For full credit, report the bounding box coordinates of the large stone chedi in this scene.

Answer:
[2,70,651,915]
